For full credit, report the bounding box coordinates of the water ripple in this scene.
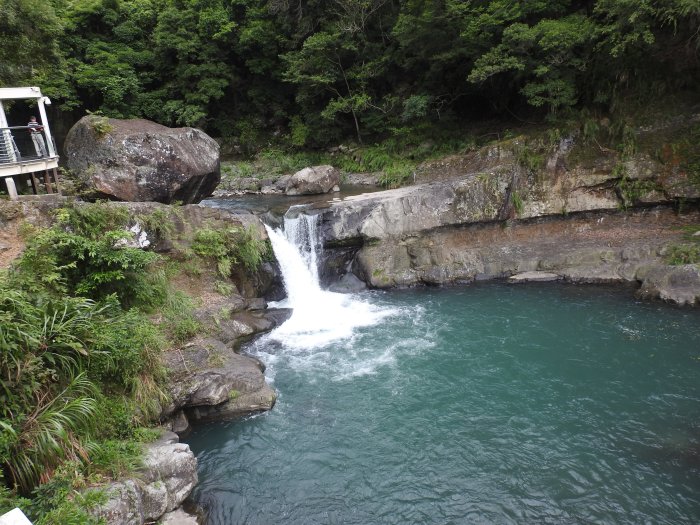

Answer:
[189,284,700,524]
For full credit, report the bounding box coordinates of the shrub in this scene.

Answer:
[192,226,268,276]
[0,282,167,493]
[15,204,164,308]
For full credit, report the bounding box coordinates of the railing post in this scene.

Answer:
[37,97,55,158]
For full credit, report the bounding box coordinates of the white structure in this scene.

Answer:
[0,87,60,199]
[0,508,33,525]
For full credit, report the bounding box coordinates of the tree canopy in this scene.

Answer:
[1,0,698,146]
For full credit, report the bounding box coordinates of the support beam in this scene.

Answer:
[43,170,53,194]
[30,172,39,194]
[4,177,18,200]
[52,167,60,193]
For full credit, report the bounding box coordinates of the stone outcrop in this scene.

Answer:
[508,271,561,283]
[163,337,277,427]
[64,116,220,204]
[341,207,700,305]
[313,131,700,305]
[91,432,197,525]
[636,263,700,305]
[285,165,341,195]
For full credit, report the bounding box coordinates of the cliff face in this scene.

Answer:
[316,125,700,305]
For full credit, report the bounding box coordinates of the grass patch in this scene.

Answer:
[665,243,700,265]
[511,190,524,216]
[665,225,700,265]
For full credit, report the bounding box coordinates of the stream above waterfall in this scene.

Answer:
[186,212,700,525]
[202,184,379,217]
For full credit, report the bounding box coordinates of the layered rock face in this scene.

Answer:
[317,131,700,305]
[64,116,220,204]
[349,208,700,305]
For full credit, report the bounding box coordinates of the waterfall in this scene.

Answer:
[264,211,394,349]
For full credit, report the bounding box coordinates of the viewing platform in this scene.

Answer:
[0,87,60,200]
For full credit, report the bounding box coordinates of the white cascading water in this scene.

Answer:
[265,211,394,349]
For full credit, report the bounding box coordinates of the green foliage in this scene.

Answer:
[665,225,700,265]
[1,373,97,494]
[511,190,524,216]
[0,280,166,493]
[86,113,114,138]
[516,143,546,174]
[665,243,700,265]
[657,123,700,189]
[86,440,142,480]
[192,226,268,276]
[161,291,200,344]
[614,164,661,208]
[136,207,178,244]
[289,116,310,147]
[0,201,184,508]
[1,464,106,525]
[56,201,130,237]
[9,0,697,146]
[335,145,417,188]
[214,280,235,296]
[0,0,68,98]
[15,203,163,308]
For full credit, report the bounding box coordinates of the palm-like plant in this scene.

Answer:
[3,373,97,493]
[0,287,107,493]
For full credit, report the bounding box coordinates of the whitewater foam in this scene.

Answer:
[264,214,397,350]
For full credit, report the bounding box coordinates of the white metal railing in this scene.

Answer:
[0,126,55,164]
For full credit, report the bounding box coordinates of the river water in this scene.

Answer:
[187,213,700,524]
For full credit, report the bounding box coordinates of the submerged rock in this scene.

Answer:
[64,116,220,204]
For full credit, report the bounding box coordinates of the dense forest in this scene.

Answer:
[2,0,699,148]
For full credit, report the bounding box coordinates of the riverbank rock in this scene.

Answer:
[311,122,700,305]
[91,432,197,525]
[64,116,220,204]
[286,165,341,195]
[321,202,700,305]
[163,338,277,425]
[508,271,561,283]
[636,263,700,306]
[159,508,200,524]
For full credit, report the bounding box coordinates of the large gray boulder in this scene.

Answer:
[64,116,220,204]
[286,165,340,195]
[91,432,197,525]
